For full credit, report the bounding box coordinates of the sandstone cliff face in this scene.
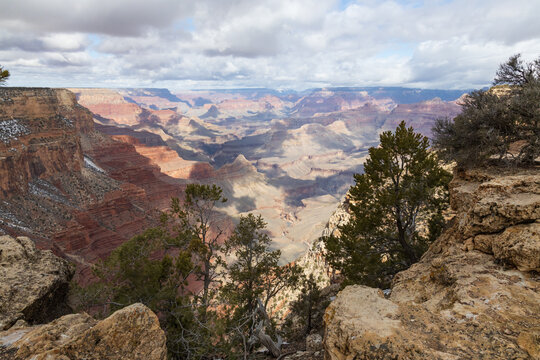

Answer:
[324,167,540,360]
[0,235,73,330]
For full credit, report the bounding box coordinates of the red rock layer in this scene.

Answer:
[108,135,215,180]
[0,88,94,197]
[0,88,189,283]
[71,88,142,126]
[84,135,186,210]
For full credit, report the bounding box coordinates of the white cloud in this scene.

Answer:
[1,0,539,89]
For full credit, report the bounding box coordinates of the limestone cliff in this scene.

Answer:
[324,167,539,359]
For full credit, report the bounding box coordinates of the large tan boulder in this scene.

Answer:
[324,168,540,360]
[0,303,167,360]
[0,235,74,330]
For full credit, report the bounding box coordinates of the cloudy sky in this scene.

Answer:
[1,0,540,90]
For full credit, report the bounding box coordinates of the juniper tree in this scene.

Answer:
[288,273,328,337]
[75,227,205,359]
[221,213,301,358]
[324,121,451,288]
[433,54,540,167]
[166,184,228,314]
[75,184,230,359]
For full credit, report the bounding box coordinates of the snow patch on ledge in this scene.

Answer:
[0,119,30,144]
[84,155,106,173]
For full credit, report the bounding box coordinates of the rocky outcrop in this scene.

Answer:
[0,303,167,360]
[324,167,540,360]
[0,235,73,330]
[0,235,166,359]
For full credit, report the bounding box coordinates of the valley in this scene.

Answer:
[0,86,464,274]
[71,87,464,262]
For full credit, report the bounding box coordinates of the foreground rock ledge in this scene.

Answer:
[0,235,74,330]
[324,168,540,360]
[0,303,167,360]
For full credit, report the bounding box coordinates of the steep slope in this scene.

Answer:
[324,167,540,359]
[0,88,186,280]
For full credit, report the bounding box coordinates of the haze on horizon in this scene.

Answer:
[1,0,540,90]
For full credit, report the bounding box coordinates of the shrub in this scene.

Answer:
[433,54,540,167]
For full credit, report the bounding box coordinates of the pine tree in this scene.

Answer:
[433,54,540,167]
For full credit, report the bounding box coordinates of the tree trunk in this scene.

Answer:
[254,327,281,358]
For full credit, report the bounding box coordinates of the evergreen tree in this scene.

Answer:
[221,213,301,358]
[289,274,328,337]
[0,65,9,85]
[77,227,208,359]
[324,121,451,288]
[433,54,540,167]
[166,184,228,315]
[75,184,230,359]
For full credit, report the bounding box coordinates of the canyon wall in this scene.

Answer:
[0,88,91,197]
[0,88,187,279]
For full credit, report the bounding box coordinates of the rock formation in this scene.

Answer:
[324,167,540,359]
[0,303,167,360]
[0,235,73,330]
[0,234,167,360]
[0,88,92,197]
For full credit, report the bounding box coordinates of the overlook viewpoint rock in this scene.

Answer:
[0,303,167,360]
[324,167,540,359]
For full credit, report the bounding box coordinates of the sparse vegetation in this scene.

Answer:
[74,185,302,359]
[324,121,451,288]
[285,273,329,339]
[221,213,302,358]
[432,54,540,167]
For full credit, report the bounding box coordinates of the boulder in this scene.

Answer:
[324,168,540,360]
[0,235,73,330]
[0,303,167,360]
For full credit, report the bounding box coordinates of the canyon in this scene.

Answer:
[0,86,463,276]
[72,86,464,262]
[1,86,538,360]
